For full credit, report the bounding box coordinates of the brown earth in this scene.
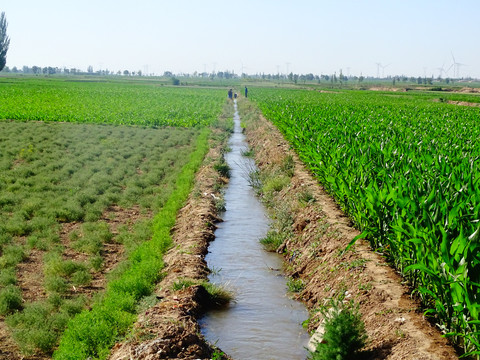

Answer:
[445,100,480,107]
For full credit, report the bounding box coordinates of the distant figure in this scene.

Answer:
[234,93,237,99]
[228,88,233,99]
[244,86,248,98]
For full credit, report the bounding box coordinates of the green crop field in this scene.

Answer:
[0,76,226,126]
[251,87,480,355]
[0,76,227,358]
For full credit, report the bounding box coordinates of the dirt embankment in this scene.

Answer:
[242,101,459,359]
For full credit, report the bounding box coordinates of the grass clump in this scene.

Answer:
[260,229,285,251]
[6,297,86,356]
[286,278,305,293]
[0,285,23,315]
[213,159,230,179]
[310,301,367,360]
[172,278,234,308]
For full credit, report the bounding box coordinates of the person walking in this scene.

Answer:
[244,86,248,98]
[228,88,233,99]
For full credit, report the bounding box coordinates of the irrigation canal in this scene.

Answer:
[199,100,310,359]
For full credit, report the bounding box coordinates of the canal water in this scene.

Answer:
[200,100,310,359]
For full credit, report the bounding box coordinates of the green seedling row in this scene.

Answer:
[0,77,226,127]
[251,88,480,355]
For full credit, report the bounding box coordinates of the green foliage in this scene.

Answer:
[281,154,295,177]
[0,12,9,72]
[6,300,84,355]
[172,278,196,291]
[253,87,480,355]
[0,267,17,286]
[172,277,233,308]
[53,129,211,360]
[0,244,26,268]
[286,278,304,293]
[260,229,285,251]
[0,285,23,315]
[310,303,367,360]
[0,77,226,127]
[214,161,230,178]
[262,175,290,194]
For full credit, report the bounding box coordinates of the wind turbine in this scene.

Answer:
[375,62,381,78]
[381,63,391,78]
[450,52,467,78]
[436,63,446,79]
[375,62,391,78]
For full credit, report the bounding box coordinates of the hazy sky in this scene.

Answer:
[2,0,479,78]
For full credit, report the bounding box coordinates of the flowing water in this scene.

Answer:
[200,100,310,359]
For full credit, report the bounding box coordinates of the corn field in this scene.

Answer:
[251,88,480,356]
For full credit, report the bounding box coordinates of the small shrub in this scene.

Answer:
[281,155,295,177]
[172,278,196,291]
[0,285,23,315]
[6,301,69,355]
[90,254,104,271]
[260,230,284,251]
[262,175,290,194]
[0,268,17,286]
[287,278,304,293]
[71,269,92,286]
[310,302,367,360]
[0,245,27,268]
[202,282,234,308]
[298,190,316,205]
[44,275,69,295]
[214,160,230,178]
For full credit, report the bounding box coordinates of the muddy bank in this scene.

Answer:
[239,99,458,359]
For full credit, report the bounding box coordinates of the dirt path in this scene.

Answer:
[241,99,459,359]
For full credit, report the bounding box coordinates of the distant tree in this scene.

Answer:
[87,65,93,73]
[123,70,130,76]
[0,12,10,71]
[163,71,173,77]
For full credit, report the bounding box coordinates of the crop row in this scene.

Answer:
[0,77,226,127]
[0,120,204,355]
[251,88,480,355]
